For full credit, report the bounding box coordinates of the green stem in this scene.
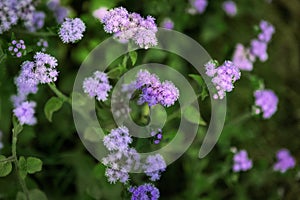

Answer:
[48,83,71,104]
[11,29,56,37]
[12,129,30,199]
[224,112,253,128]
[0,156,14,162]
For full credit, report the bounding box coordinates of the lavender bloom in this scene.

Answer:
[250,39,268,62]
[47,0,68,23]
[34,52,59,83]
[161,18,174,30]
[37,38,48,52]
[192,0,208,14]
[83,71,112,101]
[103,126,132,151]
[105,168,129,184]
[273,149,296,173]
[143,154,166,181]
[58,18,86,43]
[101,7,158,49]
[0,1,18,34]
[258,20,275,43]
[13,101,37,125]
[222,1,237,17]
[233,150,253,172]
[254,89,278,119]
[135,69,179,107]
[129,183,160,200]
[151,129,163,144]
[205,60,241,99]
[93,7,108,21]
[8,39,26,58]
[232,44,255,71]
[26,11,45,32]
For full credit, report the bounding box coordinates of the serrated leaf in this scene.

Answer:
[129,51,137,66]
[183,106,207,126]
[18,156,27,179]
[26,157,42,174]
[44,97,63,122]
[0,155,12,177]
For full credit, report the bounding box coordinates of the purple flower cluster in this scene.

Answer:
[129,183,160,200]
[26,11,45,32]
[0,1,18,34]
[222,1,237,17]
[13,101,37,125]
[233,150,253,172]
[233,20,275,70]
[58,18,86,43]
[83,71,112,101]
[135,70,179,107]
[161,18,174,30]
[143,154,166,181]
[254,89,278,119]
[273,149,296,173]
[192,0,208,14]
[37,38,48,52]
[8,40,26,58]
[47,0,69,24]
[101,7,158,49]
[103,126,132,151]
[93,7,108,21]
[150,129,163,144]
[205,60,241,99]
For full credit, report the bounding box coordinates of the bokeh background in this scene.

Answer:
[0,0,299,199]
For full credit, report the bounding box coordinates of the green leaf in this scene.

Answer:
[0,155,12,177]
[249,74,264,90]
[29,189,48,200]
[18,156,27,179]
[183,106,207,126]
[44,97,63,122]
[16,192,26,200]
[107,66,123,79]
[26,157,42,174]
[189,74,209,101]
[12,117,23,136]
[129,51,137,66]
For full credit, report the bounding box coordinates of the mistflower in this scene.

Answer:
[34,52,59,83]
[83,71,112,101]
[232,43,255,71]
[129,183,160,200]
[13,101,37,125]
[135,69,179,107]
[192,0,208,14]
[58,18,86,43]
[258,20,275,43]
[105,168,129,184]
[161,18,174,30]
[143,154,166,181]
[103,126,132,151]
[205,60,241,99]
[8,40,26,58]
[0,1,18,34]
[250,39,268,62]
[37,38,48,52]
[93,7,108,21]
[222,1,237,17]
[47,0,68,24]
[26,11,45,32]
[233,150,253,172]
[101,7,158,49]
[273,149,296,173]
[254,89,278,119]
[150,129,163,144]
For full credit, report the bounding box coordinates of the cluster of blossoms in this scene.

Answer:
[143,154,166,181]
[8,40,26,58]
[150,129,163,144]
[93,7,108,21]
[161,18,174,30]
[0,0,44,34]
[233,20,275,71]
[273,149,296,173]
[129,183,160,200]
[190,0,208,14]
[101,7,158,49]
[12,52,58,125]
[135,69,179,107]
[58,18,86,43]
[232,150,253,172]
[253,89,278,119]
[205,60,241,99]
[37,38,49,52]
[222,1,237,17]
[83,71,112,102]
[47,0,69,24]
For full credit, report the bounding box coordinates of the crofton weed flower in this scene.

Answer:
[13,101,37,125]
[232,43,255,71]
[103,126,132,151]
[205,60,241,99]
[233,150,253,172]
[254,89,278,119]
[83,71,112,101]
[222,1,237,17]
[101,7,158,49]
[143,154,166,181]
[58,18,86,43]
[273,149,296,173]
[34,52,59,83]
[0,1,18,34]
[8,40,26,58]
[161,18,174,30]
[129,183,160,200]
[37,38,48,52]
[135,69,179,107]
[192,0,208,14]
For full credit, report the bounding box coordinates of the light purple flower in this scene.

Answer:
[93,7,108,21]
[103,126,132,151]
[129,183,160,200]
[47,0,69,23]
[58,18,86,43]
[250,39,268,62]
[161,18,174,30]
[34,52,59,83]
[222,1,237,17]
[143,154,166,181]
[258,20,275,43]
[0,1,18,34]
[26,11,45,32]
[37,38,48,52]
[192,0,208,14]
[13,101,37,125]
[232,43,255,71]
[151,129,163,144]
[83,71,112,101]
[8,39,26,57]
[233,150,253,172]
[273,149,296,173]
[254,89,278,119]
